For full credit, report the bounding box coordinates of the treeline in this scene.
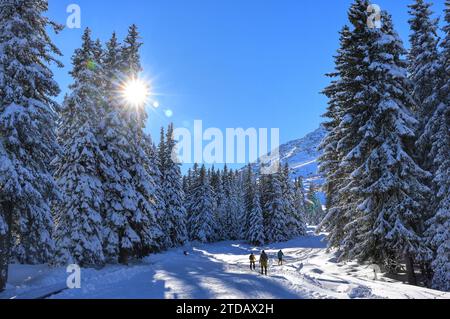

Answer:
[319,0,449,292]
[183,164,309,246]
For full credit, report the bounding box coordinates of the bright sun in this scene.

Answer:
[122,78,150,107]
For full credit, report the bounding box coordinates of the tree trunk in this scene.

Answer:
[119,248,129,265]
[0,202,13,292]
[405,253,417,286]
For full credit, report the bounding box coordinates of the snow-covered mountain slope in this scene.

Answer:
[250,126,327,188]
[2,228,448,299]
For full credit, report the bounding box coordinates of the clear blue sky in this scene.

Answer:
[47,0,446,149]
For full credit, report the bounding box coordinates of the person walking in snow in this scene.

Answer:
[260,251,269,275]
[249,253,256,271]
[278,250,284,266]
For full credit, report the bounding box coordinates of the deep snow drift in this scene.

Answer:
[1,228,449,299]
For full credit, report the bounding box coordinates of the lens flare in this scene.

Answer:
[121,78,150,107]
[165,109,173,118]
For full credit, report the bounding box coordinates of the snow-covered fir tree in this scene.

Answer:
[221,167,242,240]
[320,0,375,258]
[188,165,217,243]
[246,187,265,246]
[408,0,440,126]
[407,0,442,286]
[0,1,62,290]
[305,183,325,226]
[319,2,434,286]
[318,26,354,248]
[424,0,450,292]
[210,168,227,241]
[242,165,255,239]
[159,124,188,247]
[344,12,432,284]
[185,164,199,237]
[53,28,107,266]
[293,178,308,235]
[262,172,289,243]
[281,164,307,236]
[156,127,172,249]
[100,28,162,264]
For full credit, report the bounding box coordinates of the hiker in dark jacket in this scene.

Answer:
[277,250,284,265]
[249,254,256,270]
[259,251,269,275]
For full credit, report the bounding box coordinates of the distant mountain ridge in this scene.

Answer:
[249,126,327,189]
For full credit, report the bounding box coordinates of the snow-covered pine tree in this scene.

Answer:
[142,133,167,253]
[424,0,450,292]
[425,104,450,290]
[101,32,142,263]
[318,26,354,248]
[121,25,163,258]
[246,186,265,246]
[222,170,244,240]
[101,28,162,263]
[243,165,255,239]
[305,183,325,226]
[263,171,289,243]
[210,168,227,241]
[185,163,199,237]
[221,166,235,240]
[231,170,246,239]
[161,124,188,247]
[156,127,172,249]
[188,165,217,243]
[53,28,107,266]
[346,12,432,284]
[0,1,62,288]
[293,178,308,236]
[408,0,440,126]
[325,0,374,259]
[281,164,307,237]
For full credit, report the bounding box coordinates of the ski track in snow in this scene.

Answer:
[2,228,449,299]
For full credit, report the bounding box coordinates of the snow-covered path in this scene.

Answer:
[2,229,449,299]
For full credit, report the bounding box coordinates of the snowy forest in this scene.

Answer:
[0,0,317,293]
[0,0,449,297]
[318,0,449,292]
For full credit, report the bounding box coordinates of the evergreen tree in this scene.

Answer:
[293,178,308,235]
[247,187,265,246]
[101,28,162,264]
[425,0,450,292]
[161,124,188,247]
[324,0,374,259]
[0,0,62,290]
[188,166,216,243]
[408,0,440,125]
[221,166,236,240]
[263,172,289,243]
[318,26,354,248]
[211,168,227,241]
[185,163,199,237]
[243,165,255,239]
[230,171,246,239]
[53,29,106,266]
[345,13,432,285]
[156,127,172,249]
[306,184,325,226]
[281,164,307,237]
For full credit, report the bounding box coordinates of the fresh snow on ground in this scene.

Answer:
[1,228,449,299]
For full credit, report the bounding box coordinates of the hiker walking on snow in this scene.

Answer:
[260,250,269,275]
[278,250,284,266]
[249,253,256,271]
